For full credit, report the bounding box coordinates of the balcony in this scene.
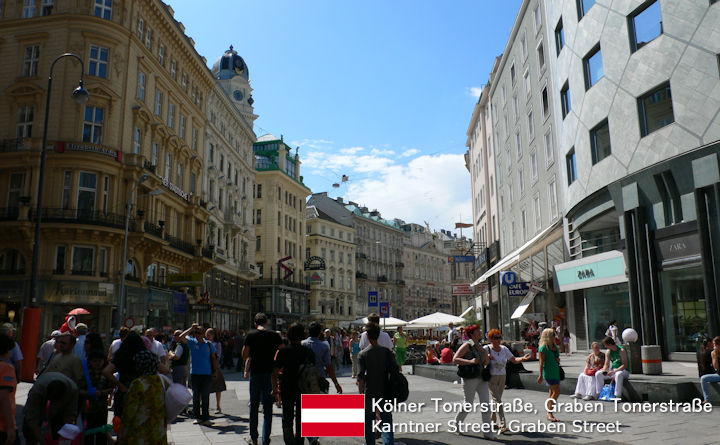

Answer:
[356,252,367,259]
[378,275,388,282]
[143,160,157,174]
[163,233,195,255]
[395,262,405,268]
[224,208,243,230]
[30,208,128,230]
[144,221,163,238]
[355,272,368,279]
[396,280,406,286]
[71,269,94,276]
[202,246,214,259]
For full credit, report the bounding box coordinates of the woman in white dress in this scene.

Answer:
[571,342,605,400]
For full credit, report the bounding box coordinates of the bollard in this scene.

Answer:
[641,345,662,375]
[626,342,642,374]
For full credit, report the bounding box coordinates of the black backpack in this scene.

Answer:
[297,346,329,394]
[385,348,409,403]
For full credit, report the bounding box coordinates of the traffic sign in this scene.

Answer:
[368,291,378,306]
[379,302,389,317]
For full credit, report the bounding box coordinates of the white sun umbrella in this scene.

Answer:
[349,316,407,328]
[407,311,467,329]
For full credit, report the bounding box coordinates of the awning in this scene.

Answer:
[471,221,561,287]
[554,250,628,292]
[459,306,474,318]
[511,283,544,319]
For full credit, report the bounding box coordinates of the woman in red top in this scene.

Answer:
[440,346,454,364]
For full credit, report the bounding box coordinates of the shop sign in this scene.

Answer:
[43,281,114,305]
[57,141,122,162]
[656,232,701,264]
[173,292,187,314]
[452,284,474,295]
[507,282,529,297]
[156,174,190,201]
[307,273,323,284]
[304,256,326,270]
[168,273,204,286]
[448,255,475,263]
[500,271,518,285]
[475,296,483,310]
[554,250,627,292]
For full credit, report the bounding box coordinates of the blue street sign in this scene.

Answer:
[173,292,187,314]
[500,271,518,285]
[368,291,378,306]
[379,302,389,317]
[448,255,475,263]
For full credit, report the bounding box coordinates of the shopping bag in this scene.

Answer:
[161,374,192,423]
[598,382,616,401]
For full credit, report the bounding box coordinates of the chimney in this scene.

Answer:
[336,197,344,204]
[349,201,358,206]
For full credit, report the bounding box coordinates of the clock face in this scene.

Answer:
[233,90,243,101]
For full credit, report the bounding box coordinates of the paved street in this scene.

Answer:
[13,364,715,445]
[163,365,714,445]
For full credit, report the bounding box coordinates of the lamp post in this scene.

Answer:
[21,53,89,382]
[117,180,163,329]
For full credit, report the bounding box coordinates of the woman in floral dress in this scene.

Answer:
[119,349,167,445]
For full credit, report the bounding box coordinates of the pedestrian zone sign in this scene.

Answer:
[379,302,389,317]
[368,291,378,306]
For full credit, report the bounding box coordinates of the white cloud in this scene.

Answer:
[343,153,472,234]
[370,148,395,156]
[400,148,419,157]
[292,138,333,150]
[466,86,483,98]
[340,146,364,155]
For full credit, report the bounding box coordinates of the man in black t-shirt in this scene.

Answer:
[273,323,314,445]
[242,313,282,445]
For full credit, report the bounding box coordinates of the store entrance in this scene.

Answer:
[661,265,706,352]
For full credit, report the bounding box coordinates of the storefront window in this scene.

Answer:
[661,266,706,352]
[586,283,631,342]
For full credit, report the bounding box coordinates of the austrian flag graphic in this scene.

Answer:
[301,394,365,437]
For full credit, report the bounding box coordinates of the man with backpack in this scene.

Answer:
[243,313,282,445]
[358,323,399,445]
[273,322,320,445]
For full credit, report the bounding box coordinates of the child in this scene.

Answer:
[85,349,114,445]
[0,333,17,445]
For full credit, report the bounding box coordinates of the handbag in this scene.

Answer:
[160,375,192,423]
[456,343,482,379]
[386,349,409,402]
[480,346,492,381]
[586,367,600,376]
[559,366,566,381]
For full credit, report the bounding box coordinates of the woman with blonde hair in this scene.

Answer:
[537,327,561,422]
[485,329,530,434]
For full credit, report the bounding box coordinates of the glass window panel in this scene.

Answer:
[631,1,663,51]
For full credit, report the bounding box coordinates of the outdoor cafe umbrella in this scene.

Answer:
[67,308,91,315]
[406,311,466,329]
[349,316,407,329]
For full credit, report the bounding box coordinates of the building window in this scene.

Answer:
[638,82,674,137]
[181,73,188,91]
[521,209,527,240]
[133,127,141,154]
[521,34,528,60]
[23,45,40,76]
[165,152,172,179]
[170,59,177,80]
[515,131,522,157]
[192,128,198,150]
[152,142,158,166]
[518,167,525,195]
[55,245,66,273]
[566,148,577,184]
[576,0,595,20]
[256,184,262,198]
[524,70,531,98]
[102,176,109,214]
[137,17,144,40]
[145,27,152,50]
[534,195,542,232]
[179,115,186,139]
[77,172,97,213]
[138,71,145,100]
[278,211,281,226]
[583,45,603,89]
[513,94,519,119]
[527,110,534,139]
[8,173,26,209]
[541,86,549,117]
[177,162,183,187]
[544,129,554,167]
[277,237,281,253]
[629,0,662,52]
[555,18,565,56]
[168,103,175,128]
[561,81,571,118]
[534,5,542,33]
[158,44,165,66]
[41,0,53,16]
[256,209,261,224]
[255,236,261,251]
[82,106,103,143]
[190,171,196,194]
[88,45,109,78]
[530,149,538,181]
[16,106,33,138]
[510,63,516,86]
[94,0,112,19]
[72,246,95,275]
[537,42,545,73]
[23,0,35,18]
[590,119,611,164]
[548,178,558,219]
[62,171,71,209]
[155,90,163,116]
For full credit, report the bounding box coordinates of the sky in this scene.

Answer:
[170,0,523,236]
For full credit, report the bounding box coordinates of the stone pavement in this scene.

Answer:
[13,364,716,445]
[164,365,715,445]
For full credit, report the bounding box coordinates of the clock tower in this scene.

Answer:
[212,45,258,124]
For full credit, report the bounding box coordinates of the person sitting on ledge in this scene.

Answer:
[426,345,439,365]
[595,337,629,400]
[700,336,720,406]
[571,342,605,400]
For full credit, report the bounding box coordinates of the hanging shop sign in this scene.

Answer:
[168,273,204,286]
[57,141,122,162]
[452,284,474,295]
[554,250,627,292]
[156,174,190,201]
[304,256,326,270]
[43,281,114,305]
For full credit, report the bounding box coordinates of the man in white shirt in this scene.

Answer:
[359,314,394,350]
[72,323,88,360]
[107,327,129,362]
[145,328,168,366]
[447,323,458,343]
[36,330,61,374]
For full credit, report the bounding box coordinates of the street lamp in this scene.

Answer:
[117,175,163,328]
[20,52,89,382]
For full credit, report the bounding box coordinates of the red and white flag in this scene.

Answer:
[301,394,365,437]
